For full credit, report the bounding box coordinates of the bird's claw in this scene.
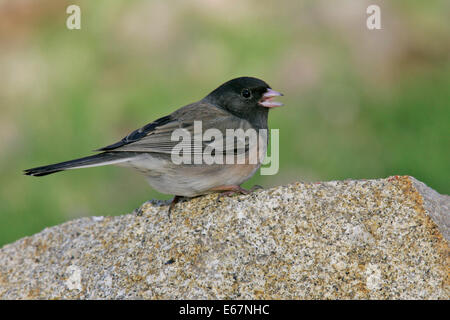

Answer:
[250,185,263,192]
[215,185,262,202]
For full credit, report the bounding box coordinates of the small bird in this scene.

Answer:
[24,77,284,212]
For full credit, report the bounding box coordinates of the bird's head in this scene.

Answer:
[204,77,284,120]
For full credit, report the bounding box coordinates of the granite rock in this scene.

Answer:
[0,176,448,299]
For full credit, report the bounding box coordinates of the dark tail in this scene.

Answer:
[24,152,134,177]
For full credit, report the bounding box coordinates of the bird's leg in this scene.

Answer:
[168,195,182,217]
[212,185,262,202]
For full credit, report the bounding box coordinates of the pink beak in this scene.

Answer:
[259,88,284,108]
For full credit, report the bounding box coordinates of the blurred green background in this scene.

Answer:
[0,0,449,246]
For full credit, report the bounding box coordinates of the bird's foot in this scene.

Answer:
[214,185,262,202]
[249,184,263,192]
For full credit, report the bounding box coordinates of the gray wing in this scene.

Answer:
[97,102,254,156]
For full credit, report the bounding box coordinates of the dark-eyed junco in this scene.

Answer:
[24,77,284,212]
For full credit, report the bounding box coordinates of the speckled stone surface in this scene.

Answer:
[0,176,448,299]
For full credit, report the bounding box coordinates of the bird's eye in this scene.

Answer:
[241,88,251,99]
